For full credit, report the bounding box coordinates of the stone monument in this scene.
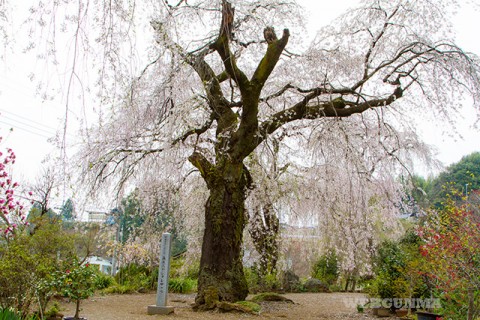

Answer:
[147,233,174,315]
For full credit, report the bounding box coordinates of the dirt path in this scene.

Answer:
[58,292,379,320]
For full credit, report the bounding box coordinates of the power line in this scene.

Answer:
[0,107,60,132]
[1,114,58,136]
[0,108,76,138]
[0,120,53,139]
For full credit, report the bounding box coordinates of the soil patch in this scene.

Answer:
[58,292,378,320]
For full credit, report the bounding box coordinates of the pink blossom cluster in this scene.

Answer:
[0,142,28,236]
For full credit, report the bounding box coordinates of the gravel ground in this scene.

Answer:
[58,292,383,320]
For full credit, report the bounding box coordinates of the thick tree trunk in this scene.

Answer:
[194,160,249,307]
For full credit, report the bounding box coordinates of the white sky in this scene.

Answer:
[0,0,479,190]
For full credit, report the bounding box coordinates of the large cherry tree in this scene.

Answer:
[24,0,480,305]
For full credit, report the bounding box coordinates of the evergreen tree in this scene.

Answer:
[60,198,75,221]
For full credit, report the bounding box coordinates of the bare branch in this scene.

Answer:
[363,5,400,79]
[210,0,249,90]
[259,86,403,139]
[260,83,294,103]
[251,28,290,89]
[173,115,215,144]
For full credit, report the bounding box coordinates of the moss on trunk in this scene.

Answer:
[195,160,249,305]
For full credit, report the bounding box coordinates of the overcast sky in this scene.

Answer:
[1,0,479,187]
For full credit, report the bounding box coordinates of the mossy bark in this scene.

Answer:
[188,1,290,307]
[194,160,249,305]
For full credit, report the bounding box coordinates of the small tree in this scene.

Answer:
[50,260,97,320]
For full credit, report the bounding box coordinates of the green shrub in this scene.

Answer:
[0,307,38,320]
[115,263,156,291]
[169,258,184,278]
[169,257,199,280]
[244,267,260,292]
[368,231,430,303]
[328,284,343,292]
[110,259,199,294]
[279,270,302,292]
[43,302,60,319]
[0,307,22,320]
[356,275,374,293]
[94,272,116,290]
[0,215,76,316]
[168,278,197,293]
[0,238,36,315]
[102,284,136,294]
[311,250,339,286]
[185,261,200,280]
[115,263,149,283]
[244,265,280,293]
